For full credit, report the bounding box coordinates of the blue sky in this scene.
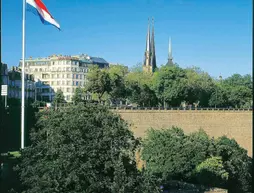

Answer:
[2,0,252,78]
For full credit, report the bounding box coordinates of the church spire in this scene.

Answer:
[143,17,157,73]
[150,17,157,71]
[168,37,172,60]
[166,37,174,66]
[145,18,150,52]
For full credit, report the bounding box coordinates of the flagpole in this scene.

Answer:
[21,0,26,149]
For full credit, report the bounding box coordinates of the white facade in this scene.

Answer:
[20,54,109,102]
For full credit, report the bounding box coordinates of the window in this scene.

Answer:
[57,74,60,78]
[73,81,75,86]
[57,81,60,85]
[42,81,49,85]
[67,81,71,85]
[67,88,70,92]
[42,74,49,79]
[67,74,70,78]
[76,74,79,79]
[76,81,79,86]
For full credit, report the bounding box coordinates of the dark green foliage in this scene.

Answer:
[209,74,252,108]
[127,83,158,107]
[16,104,160,193]
[141,128,252,192]
[86,66,112,103]
[153,66,188,107]
[52,89,65,106]
[195,156,229,188]
[214,136,252,192]
[109,73,127,102]
[72,87,87,104]
[141,128,212,182]
[85,64,252,108]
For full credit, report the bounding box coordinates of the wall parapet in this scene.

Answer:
[111,107,252,111]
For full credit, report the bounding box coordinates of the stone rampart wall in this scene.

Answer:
[115,110,252,156]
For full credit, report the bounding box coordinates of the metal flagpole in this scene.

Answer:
[21,0,26,149]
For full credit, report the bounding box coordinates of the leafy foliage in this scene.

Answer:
[86,66,112,103]
[195,156,229,187]
[16,104,160,193]
[72,87,87,104]
[214,136,252,193]
[85,64,252,108]
[52,89,65,105]
[141,127,252,192]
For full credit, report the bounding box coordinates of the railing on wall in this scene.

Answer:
[37,103,253,111]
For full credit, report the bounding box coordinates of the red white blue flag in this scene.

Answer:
[26,0,60,30]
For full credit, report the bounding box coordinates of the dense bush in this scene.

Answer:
[15,104,160,193]
[141,127,252,192]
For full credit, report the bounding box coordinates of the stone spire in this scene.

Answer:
[166,37,174,66]
[143,17,157,73]
[150,17,157,72]
[146,18,150,53]
[143,18,151,71]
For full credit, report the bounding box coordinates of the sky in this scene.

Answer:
[1,0,252,78]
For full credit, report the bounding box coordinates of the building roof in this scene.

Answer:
[90,57,108,64]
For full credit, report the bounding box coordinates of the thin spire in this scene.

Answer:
[146,18,150,52]
[150,17,156,70]
[168,37,172,60]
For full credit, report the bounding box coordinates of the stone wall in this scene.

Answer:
[115,110,252,156]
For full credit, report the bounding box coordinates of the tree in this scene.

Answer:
[153,66,188,107]
[195,156,229,188]
[221,74,252,108]
[141,127,252,192]
[209,84,229,108]
[108,73,127,105]
[185,67,215,107]
[86,66,112,103]
[72,87,86,104]
[52,89,65,106]
[16,104,160,193]
[214,136,252,193]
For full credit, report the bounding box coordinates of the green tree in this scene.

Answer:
[214,136,252,193]
[185,67,215,107]
[52,89,65,106]
[108,73,127,105]
[153,66,188,107]
[222,74,252,108]
[16,104,160,193]
[72,87,86,104]
[141,127,211,182]
[86,66,112,103]
[141,127,252,192]
[209,84,229,108]
[195,156,229,188]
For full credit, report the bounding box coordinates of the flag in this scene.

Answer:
[26,0,60,30]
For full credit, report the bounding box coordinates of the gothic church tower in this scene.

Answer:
[166,37,174,66]
[143,18,157,73]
